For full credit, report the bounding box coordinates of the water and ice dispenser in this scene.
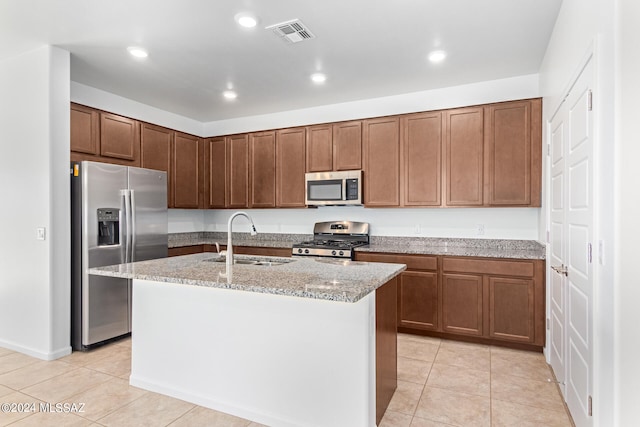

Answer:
[97,208,120,246]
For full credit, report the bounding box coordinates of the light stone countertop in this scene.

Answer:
[89,253,406,303]
[169,232,546,260]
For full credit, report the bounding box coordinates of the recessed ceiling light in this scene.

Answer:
[428,50,447,63]
[235,13,258,28]
[310,73,327,84]
[127,46,148,58]
[223,90,238,100]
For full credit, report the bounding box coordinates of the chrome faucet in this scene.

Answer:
[222,211,257,280]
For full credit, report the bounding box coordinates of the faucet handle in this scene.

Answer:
[214,242,221,253]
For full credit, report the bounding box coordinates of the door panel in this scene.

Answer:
[548,57,593,427]
[129,167,168,262]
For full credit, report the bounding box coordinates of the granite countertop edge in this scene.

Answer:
[168,232,546,260]
[89,253,406,303]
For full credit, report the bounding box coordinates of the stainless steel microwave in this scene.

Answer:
[305,170,363,206]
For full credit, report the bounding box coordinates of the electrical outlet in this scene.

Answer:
[476,224,485,236]
[414,224,421,235]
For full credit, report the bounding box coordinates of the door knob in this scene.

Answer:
[551,265,568,276]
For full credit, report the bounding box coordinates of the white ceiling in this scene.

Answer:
[1,0,562,122]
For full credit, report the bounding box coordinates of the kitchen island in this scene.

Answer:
[90,253,405,427]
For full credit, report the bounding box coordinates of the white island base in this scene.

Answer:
[130,278,397,427]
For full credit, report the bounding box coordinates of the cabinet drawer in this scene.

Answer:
[356,253,437,271]
[442,257,534,277]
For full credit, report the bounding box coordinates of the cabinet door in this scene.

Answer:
[441,273,483,336]
[141,123,172,205]
[488,276,535,343]
[333,121,362,171]
[227,134,250,208]
[399,271,439,331]
[443,107,484,206]
[204,137,227,208]
[276,127,306,207]
[363,117,400,207]
[70,103,99,155]
[485,99,541,206]
[249,131,276,208]
[306,125,333,172]
[100,112,140,163]
[172,133,202,208]
[401,112,442,206]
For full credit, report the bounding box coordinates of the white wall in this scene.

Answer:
[0,46,71,360]
[615,0,640,424]
[538,0,616,424]
[204,74,539,136]
[197,208,539,240]
[71,82,203,137]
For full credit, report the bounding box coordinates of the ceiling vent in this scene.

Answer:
[265,19,315,44]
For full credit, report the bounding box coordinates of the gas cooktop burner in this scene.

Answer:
[292,221,370,259]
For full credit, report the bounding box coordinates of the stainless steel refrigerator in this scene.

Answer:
[71,161,167,350]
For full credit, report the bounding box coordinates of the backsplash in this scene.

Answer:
[169,207,540,240]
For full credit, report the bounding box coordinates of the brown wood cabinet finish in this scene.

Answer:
[401,112,442,206]
[306,125,333,172]
[333,121,362,171]
[172,132,202,208]
[249,131,276,208]
[441,273,484,336]
[141,123,173,202]
[486,101,529,205]
[168,246,205,257]
[488,276,535,343]
[363,117,400,207]
[375,277,398,425]
[100,112,140,163]
[70,103,99,155]
[276,127,306,207]
[443,107,484,206]
[227,134,250,208]
[399,271,439,331]
[204,137,227,208]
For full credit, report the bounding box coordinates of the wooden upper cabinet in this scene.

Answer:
[249,131,276,208]
[204,137,227,208]
[276,127,306,207]
[227,134,250,208]
[172,132,202,209]
[333,121,362,171]
[444,107,484,206]
[401,112,442,206]
[100,112,140,163]
[306,125,333,172]
[485,99,541,206]
[363,117,400,207]
[70,103,99,155]
[140,123,173,204]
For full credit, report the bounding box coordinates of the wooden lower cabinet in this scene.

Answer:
[356,252,545,349]
[441,273,484,336]
[399,271,438,331]
[375,277,398,425]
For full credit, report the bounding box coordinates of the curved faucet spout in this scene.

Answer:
[222,212,258,280]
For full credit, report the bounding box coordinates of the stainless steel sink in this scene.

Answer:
[203,257,294,267]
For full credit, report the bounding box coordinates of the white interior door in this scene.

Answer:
[548,57,594,427]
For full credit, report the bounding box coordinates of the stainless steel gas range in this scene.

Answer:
[291,221,369,259]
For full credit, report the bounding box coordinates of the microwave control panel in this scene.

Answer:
[345,179,359,200]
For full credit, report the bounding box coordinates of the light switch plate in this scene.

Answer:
[36,227,46,241]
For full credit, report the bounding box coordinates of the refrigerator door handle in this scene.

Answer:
[120,189,128,263]
[130,189,137,262]
[123,189,132,263]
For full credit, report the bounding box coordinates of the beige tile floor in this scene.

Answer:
[0,334,574,427]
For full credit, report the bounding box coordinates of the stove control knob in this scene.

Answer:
[297,248,303,254]
[304,249,309,254]
[339,251,345,256]
[331,250,337,256]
